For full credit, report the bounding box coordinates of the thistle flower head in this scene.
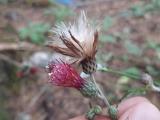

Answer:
[46,60,84,89]
[47,11,99,74]
[46,60,100,98]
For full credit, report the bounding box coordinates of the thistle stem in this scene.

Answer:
[99,67,160,92]
[99,67,140,80]
[91,75,111,108]
[91,75,118,120]
[151,84,160,92]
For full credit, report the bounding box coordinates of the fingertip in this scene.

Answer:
[130,101,160,120]
[118,96,160,120]
[118,96,149,116]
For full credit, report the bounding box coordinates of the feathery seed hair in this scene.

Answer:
[47,11,99,74]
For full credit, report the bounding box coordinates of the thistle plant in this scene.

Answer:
[45,11,160,120]
[45,11,118,120]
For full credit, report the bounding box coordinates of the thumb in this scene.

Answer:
[118,97,160,120]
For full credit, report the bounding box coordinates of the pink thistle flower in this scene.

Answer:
[47,61,84,89]
[46,61,100,98]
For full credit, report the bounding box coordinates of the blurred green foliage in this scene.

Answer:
[124,40,143,56]
[123,87,147,99]
[0,108,10,120]
[147,40,160,52]
[2,62,21,93]
[130,0,160,17]
[151,0,160,10]
[45,4,74,22]
[146,40,160,63]
[100,16,116,43]
[99,66,140,80]
[0,0,8,4]
[130,3,146,17]
[102,16,114,31]
[0,93,10,120]
[146,66,160,77]
[19,23,50,44]
[97,52,113,63]
[100,34,117,43]
[123,67,141,76]
[0,0,15,4]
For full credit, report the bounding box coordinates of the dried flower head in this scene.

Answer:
[47,11,99,74]
[46,61,100,98]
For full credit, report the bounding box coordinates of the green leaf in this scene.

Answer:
[18,23,50,44]
[19,28,29,39]
[152,0,160,9]
[30,33,40,43]
[124,40,143,55]
[146,66,160,76]
[130,2,146,17]
[123,67,140,76]
[45,5,74,22]
[147,40,158,49]
[154,80,160,86]
[102,16,114,31]
[125,87,147,96]
[100,34,117,43]
[121,55,129,62]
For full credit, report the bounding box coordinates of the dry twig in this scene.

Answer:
[0,42,41,51]
[0,54,21,67]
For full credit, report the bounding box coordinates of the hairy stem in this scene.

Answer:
[99,67,160,93]
[151,85,160,92]
[91,75,111,108]
[91,75,118,120]
[99,67,140,80]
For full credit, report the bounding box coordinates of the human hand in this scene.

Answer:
[70,97,160,120]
